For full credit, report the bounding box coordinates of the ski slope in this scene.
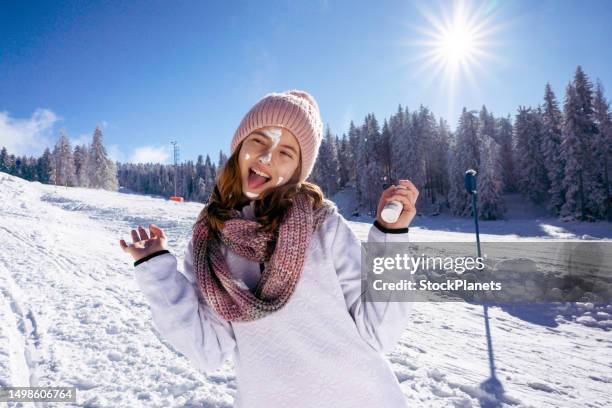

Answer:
[0,172,610,408]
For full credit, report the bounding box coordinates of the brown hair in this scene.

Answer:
[194,139,325,237]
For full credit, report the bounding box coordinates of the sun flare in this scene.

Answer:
[401,0,506,122]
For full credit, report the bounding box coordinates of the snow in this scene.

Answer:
[1,172,611,407]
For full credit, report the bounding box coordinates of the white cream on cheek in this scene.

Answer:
[276,176,284,186]
[245,191,259,198]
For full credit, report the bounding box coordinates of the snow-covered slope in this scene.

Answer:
[0,172,610,407]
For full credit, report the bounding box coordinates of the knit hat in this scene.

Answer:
[230,90,323,182]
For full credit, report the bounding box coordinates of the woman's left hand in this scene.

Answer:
[375,179,419,230]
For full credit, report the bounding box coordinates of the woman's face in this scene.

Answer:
[238,126,301,199]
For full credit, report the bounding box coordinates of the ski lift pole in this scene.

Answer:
[464,169,481,258]
[465,168,500,387]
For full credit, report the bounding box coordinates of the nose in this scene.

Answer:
[258,149,272,164]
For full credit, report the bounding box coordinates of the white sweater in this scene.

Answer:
[134,200,413,407]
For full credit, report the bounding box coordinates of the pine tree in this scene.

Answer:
[478,135,505,219]
[0,147,8,173]
[496,115,516,192]
[37,148,53,183]
[540,83,566,215]
[51,130,77,187]
[87,126,118,190]
[430,118,452,212]
[593,80,612,220]
[354,114,383,214]
[315,126,340,196]
[389,105,408,184]
[347,121,360,186]
[561,83,584,219]
[379,120,393,181]
[448,108,480,216]
[73,144,90,187]
[560,67,604,220]
[336,133,351,187]
[573,66,605,219]
[514,106,549,204]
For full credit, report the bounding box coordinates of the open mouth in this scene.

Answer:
[247,167,272,189]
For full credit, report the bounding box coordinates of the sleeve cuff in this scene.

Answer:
[134,249,171,267]
[373,219,409,234]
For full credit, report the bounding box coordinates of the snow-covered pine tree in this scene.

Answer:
[560,83,584,219]
[203,155,216,200]
[540,83,566,215]
[336,133,351,187]
[87,126,118,190]
[448,108,480,217]
[314,126,340,196]
[73,144,90,187]
[379,119,393,183]
[388,104,406,184]
[496,115,516,193]
[195,155,208,202]
[406,107,428,200]
[561,67,605,220]
[37,148,53,183]
[593,80,612,221]
[430,118,452,212]
[478,131,506,219]
[513,106,549,204]
[573,66,605,219]
[0,147,8,173]
[51,130,77,187]
[357,114,383,215]
[347,121,360,187]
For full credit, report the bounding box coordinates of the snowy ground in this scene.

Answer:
[0,172,611,408]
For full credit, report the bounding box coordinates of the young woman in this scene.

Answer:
[119,90,419,407]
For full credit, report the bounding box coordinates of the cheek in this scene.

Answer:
[275,160,299,184]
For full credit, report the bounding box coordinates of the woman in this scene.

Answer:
[119,90,419,407]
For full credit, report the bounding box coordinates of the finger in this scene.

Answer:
[387,195,414,212]
[388,187,418,204]
[383,185,399,198]
[131,229,140,243]
[398,179,419,196]
[150,224,166,239]
[138,225,149,241]
[119,239,128,251]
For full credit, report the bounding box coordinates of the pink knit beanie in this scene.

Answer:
[230,90,323,182]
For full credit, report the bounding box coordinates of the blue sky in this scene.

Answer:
[1,0,611,164]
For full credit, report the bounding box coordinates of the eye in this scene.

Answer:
[281,151,292,158]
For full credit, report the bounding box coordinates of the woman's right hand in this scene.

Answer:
[119,224,168,262]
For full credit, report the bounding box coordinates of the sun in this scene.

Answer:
[417,1,495,82]
[438,22,477,66]
[398,0,507,121]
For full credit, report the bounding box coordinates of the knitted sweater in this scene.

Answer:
[134,199,413,407]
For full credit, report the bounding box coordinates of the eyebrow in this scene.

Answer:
[252,132,298,156]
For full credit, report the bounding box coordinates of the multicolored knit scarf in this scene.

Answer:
[192,193,336,322]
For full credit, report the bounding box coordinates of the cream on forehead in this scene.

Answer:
[261,127,282,148]
[257,127,282,164]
